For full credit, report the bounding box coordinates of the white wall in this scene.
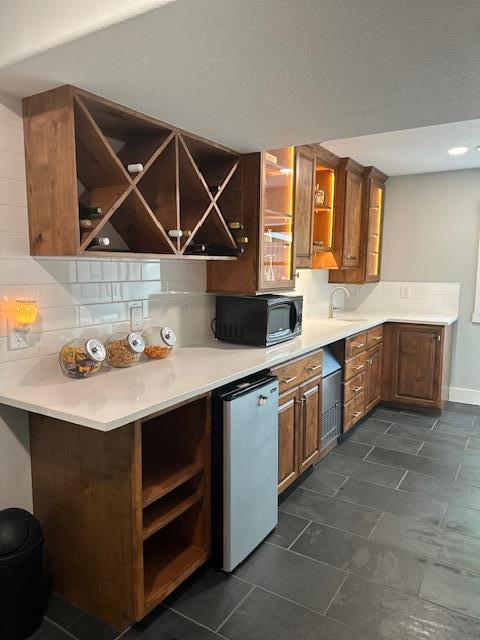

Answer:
[0,91,213,510]
[381,169,480,402]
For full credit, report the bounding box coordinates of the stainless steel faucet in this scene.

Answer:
[328,286,350,318]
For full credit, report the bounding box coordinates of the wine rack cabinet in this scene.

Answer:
[23,85,242,259]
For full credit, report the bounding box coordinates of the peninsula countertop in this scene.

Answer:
[0,313,457,431]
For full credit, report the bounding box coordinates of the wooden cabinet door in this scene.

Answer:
[294,147,315,268]
[277,388,299,493]
[342,169,363,268]
[389,324,443,409]
[365,343,383,413]
[298,376,322,473]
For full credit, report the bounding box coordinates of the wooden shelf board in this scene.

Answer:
[143,488,203,541]
[314,206,332,212]
[264,208,292,218]
[143,543,207,614]
[79,250,237,260]
[142,461,204,508]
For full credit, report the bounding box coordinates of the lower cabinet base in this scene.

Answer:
[379,400,442,415]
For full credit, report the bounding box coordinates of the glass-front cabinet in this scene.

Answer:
[365,174,384,281]
[260,147,296,290]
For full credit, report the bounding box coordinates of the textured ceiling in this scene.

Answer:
[0,0,479,154]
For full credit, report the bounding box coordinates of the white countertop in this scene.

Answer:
[0,313,457,431]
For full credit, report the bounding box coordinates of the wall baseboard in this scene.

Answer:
[449,387,480,406]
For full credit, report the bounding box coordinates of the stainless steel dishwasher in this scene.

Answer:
[212,373,279,572]
[322,348,343,449]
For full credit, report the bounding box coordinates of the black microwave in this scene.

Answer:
[214,295,303,347]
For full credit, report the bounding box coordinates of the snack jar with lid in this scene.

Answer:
[105,331,145,368]
[59,338,106,378]
[143,327,177,359]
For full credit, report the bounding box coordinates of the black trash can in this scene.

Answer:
[0,508,48,639]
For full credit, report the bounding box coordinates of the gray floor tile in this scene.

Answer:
[292,521,427,596]
[267,511,309,548]
[327,573,480,640]
[29,620,73,640]
[399,470,480,510]
[388,421,467,449]
[374,408,436,429]
[419,561,480,620]
[219,586,374,640]
[45,593,83,630]
[457,465,480,487]
[439,410,476,427]
[434,420,480,437]
[349,428,422,454]
[360,417,393,433]
[420,441,480,469]
[235,541,345,613]
[334,439,373,460]
[445,401,480,417]
[279,486,382,537]
[68,610,118,640]
[370,510,480,574]
[369,407,403,423]
[365,446,458,480]
[165,568,252,631]
[124,606,221,639]
[337,477,446,518]
[467,436,480,450]
[318,452,405,489]
[299,466,347,496]
[443,503,480,539]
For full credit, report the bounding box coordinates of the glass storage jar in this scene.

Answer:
[143,327,176,359]
[105,331,145,368]
[59,338,106,378]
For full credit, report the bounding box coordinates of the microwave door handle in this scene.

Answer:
[290,303,298,332]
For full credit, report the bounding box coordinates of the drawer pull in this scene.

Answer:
[282,375,297,384]
[352,411,362,418]
[374,336,383,341]
[354,343,365,349]
[353,386,364,392]
[308,364,322,371]
[354,364,365,370]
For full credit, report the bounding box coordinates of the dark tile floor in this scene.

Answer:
[32,402,480,640]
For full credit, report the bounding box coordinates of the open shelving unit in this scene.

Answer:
[23,85,242,259]
[137,396,211,617]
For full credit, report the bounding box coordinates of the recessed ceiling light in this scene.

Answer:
[447,146,468,156]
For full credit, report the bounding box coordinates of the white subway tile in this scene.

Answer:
[0,150,26,182]
[35,282,112,308]
[423,282,446,296]
[0,284,36,310]
[0,204,28,234]
[0,177,27,207]
[141,262,162,281]
[33,260,77,284]
[79,302,131,326]
[0,123,24,154]
[0,232,29,257]
[0,97,23,129]
[114,261,142,281]
[113,280,166,302]
[0,336,40,363]
[37,306,78,332]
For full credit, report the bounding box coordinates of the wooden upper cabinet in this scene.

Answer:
[208,147,296,294]
[23,85,242,259]
[382,323,443,410]
[333,158,364,269]
[330,166,388,284]
[294,146,315,269]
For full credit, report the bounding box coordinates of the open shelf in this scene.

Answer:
[177,141,212,248]
[143,503,207,610]
[181,134,239,189]
[312,160,335,268]
[143,474,203,539]
[142,461,203,508]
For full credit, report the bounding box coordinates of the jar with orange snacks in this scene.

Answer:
[142,327,176,360]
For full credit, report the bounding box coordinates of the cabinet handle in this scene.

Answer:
[346,255,357,260]
[282,375,297,384]
[374,336,383,341]
[308,364,322,371]
[354,343,365,349]
[354,364,365,370]
[353,386,364,392]
[352,411,362,418]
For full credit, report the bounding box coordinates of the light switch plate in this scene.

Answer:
[400,284,412,299]
[130,305,143,331]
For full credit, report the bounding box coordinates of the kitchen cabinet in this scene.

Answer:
[365,341,383,413]
[208,147,296,294]
[272,349,323,493]
[329,166,388,284]
[29,395,211,631]
[23,86,242,259]
[294,146,315,268]
[382,323,452,411]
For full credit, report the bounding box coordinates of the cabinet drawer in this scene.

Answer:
[345,331,367,359]
[344,372,366,405]
[343,393,365,432]
[344,351,367,381]
[273,350,323,394]
[367,325,383,349]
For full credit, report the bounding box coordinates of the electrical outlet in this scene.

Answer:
[130,305,143,332]
[400,284,412,299]
[7,321,29,350]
